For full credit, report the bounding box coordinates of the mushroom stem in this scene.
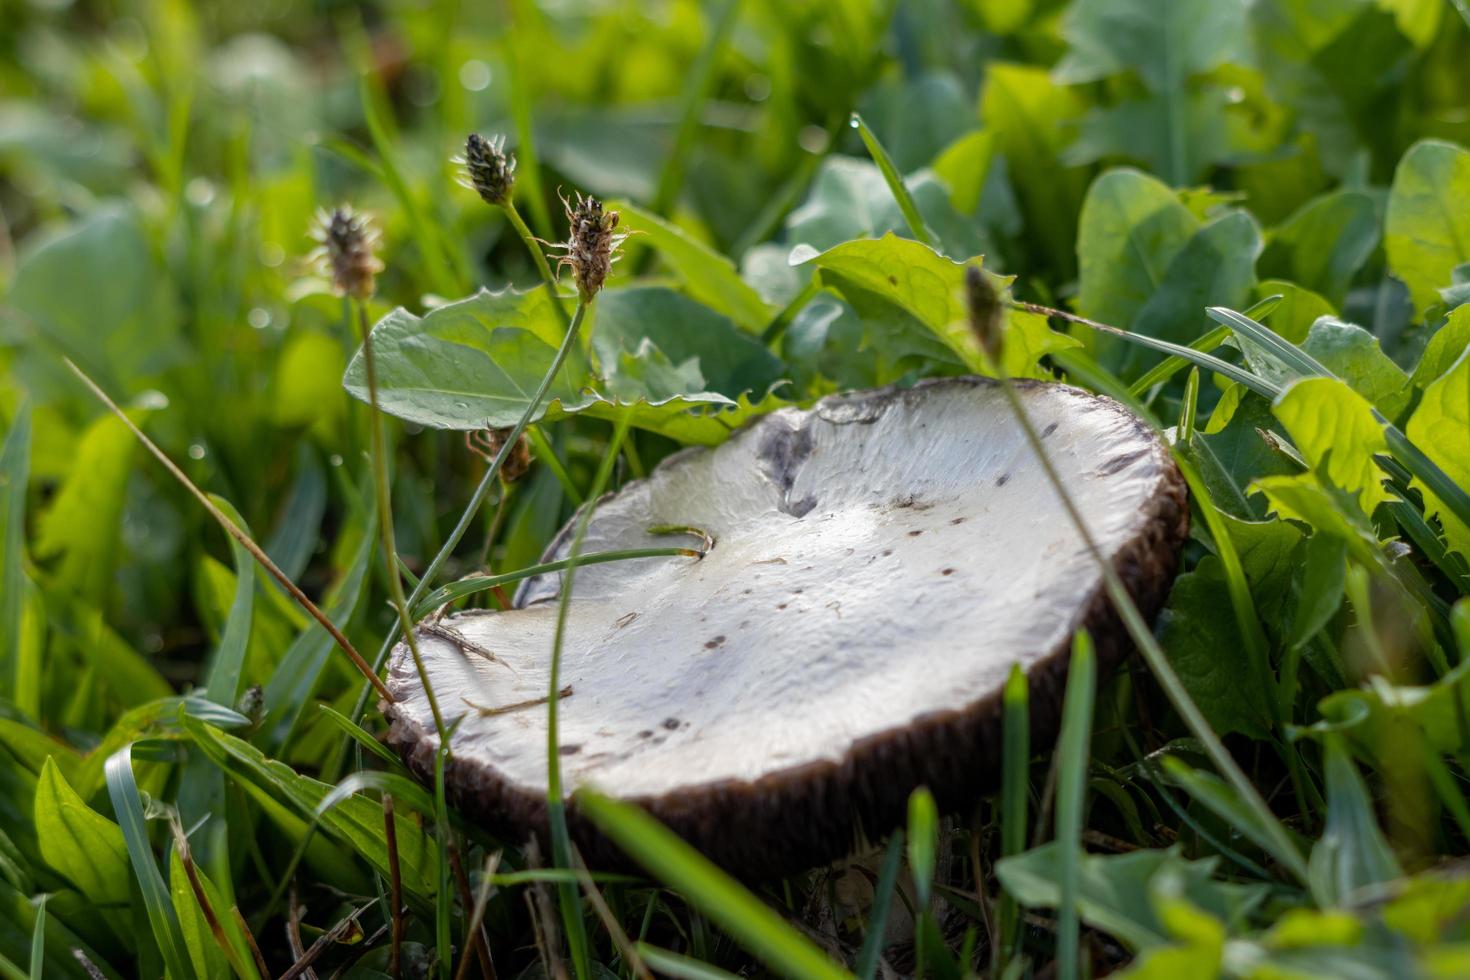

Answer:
[979,352,1311,886]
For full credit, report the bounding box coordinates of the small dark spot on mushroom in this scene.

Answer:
[908,529,924,537]
[740,620,750,629]
[777,602,788,610]
[614,611,638,628]
[661,718,680,731]
[559,744,581,756]
[950,516,966,525]
[704,635,726,649]
[793,587,804,594]
[882,548,893,556]
[637,730,653,739]
[996,473,1010,487]
[942,568,955,576]
[1041,421,1059,437]
[742,588,753,595]
[1097,449,1148,476]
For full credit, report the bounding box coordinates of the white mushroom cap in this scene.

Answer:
[385,378,1187,876]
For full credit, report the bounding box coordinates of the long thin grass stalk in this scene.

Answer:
[994,663,1029,976]
[64,359,392,704]
[384,795,404,978]
[650,0,742,217]
[356,302,446,738]
[339,298,592,759]
[452,850,503,980]
[1054,631,1096,980]
[546,408,633,980]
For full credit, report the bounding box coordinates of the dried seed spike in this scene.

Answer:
[965,264,1004,366]
[549,189,628,300]
[457,132,517,206]
[310,206,383,300]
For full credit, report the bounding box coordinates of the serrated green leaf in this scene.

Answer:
[1076,169,1197,331]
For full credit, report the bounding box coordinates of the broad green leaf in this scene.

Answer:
[0,721,78,785]
[1270,377,1392,518]
[1298,318,1410,419]
[33,412,145,602]
[932,130,996,216]
[1308,734,1402,907]
[1076,170,1196,332]
[613,202,772,332]
[179,715,436,899]
[34,759,128,906]
[1120,211,1261,373]
[1260,190,1380,305]
[345,287,780,443]
[1056,0,1247,90]
[272,330,346,431]
[1385,139,1470,314]
[1378,0,1442,46]
[6,205,181,400]
[1287,532,1347,650]
[1257,279,1335,345]
[1250,1,1414,181]
[997,844,1267,952]
[0,406,29,715]
[800,234,1079,378]
[1410,305,1470,389]
[1157,558,1272,738]
[980,62,1090,275]
[593,287,787,399]
[576,790,847,980]
[783,157,988,260]
[1063,90,1235,186]
[1404,348,1470,556]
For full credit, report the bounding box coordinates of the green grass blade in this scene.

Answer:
[637,944,743,980]
[202,495,255,707]
[547,412,634,980]
[1381,425,1470,554]
[317,704,405,769]
[27,894,43,980]
[1206,306,1330,380]
[854,831,904,980]
[650,0,741,217]
[0,404,31,715]
[577,791,849,980]
[105,745,196,980]
[995,664,1029,976]
[1054,631,1095,980]
[1129,294,1283,397]
[907,788,938,907]
[1179,367,1199,440]
[356,75,462,298]
[850,113,936,249]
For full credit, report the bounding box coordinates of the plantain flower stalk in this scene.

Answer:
[550,191,627,300]
[310,206,383,300]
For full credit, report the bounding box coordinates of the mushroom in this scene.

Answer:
[384,377,1188,877]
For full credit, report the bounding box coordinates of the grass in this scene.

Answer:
[3,1,1470,978]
